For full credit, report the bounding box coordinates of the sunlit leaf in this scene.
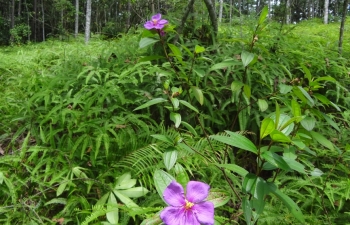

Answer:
[133,98,168,111]
[139,37,159,49]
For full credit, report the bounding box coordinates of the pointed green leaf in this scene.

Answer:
[168,43,183,62]
[113,190,139,208]
[270,130,291,143]
[118,187,149,198]
[241,51,255,67]
[261,151,290,171]
[106,193,119,224]
[133,98,168,111]
[300,117,316,131]
[180,121,198,136]
[258,6,268,24]
[243,84,251,99]
[150,134,173,144]
[153,169,175,200]
[195,45,205,54]
[217,164,249,177]
[210,59,241,71]
[170,112,181,128]
[179,100,199,113]
[231,81,244,93]
[163,150,178,171]
[191,86,204,105]
[139,37,159,49]
[310,131,334,150]
[211,131,257,154]
[291,99,301,117]
[173,163,189,187]
[260,118,275,140]
[206,190,230,208]
[243,173,258,194]
[297,86,314,106]
[171,97,179,109]
[258,99,268,112]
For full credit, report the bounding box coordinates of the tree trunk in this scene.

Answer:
[41,0,45,41]
[85,0,92,44]
[324,0,329,24]
[338,0,349,55]
[10,0,15,29]
[218,0,223,23]
[286,0,291,24]
[203,0,218,38]
[173,0,196,44]
[34,0,37,42]
[229,0,233,24]
[126,0,131,32]
[75,0,79,38]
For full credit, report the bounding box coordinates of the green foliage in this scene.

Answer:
[1,10,350,225]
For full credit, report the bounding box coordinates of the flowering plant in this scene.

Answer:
[144,13,168,30]
[160,180,214,225]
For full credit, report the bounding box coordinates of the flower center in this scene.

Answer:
[184,200,194,210]
[152,19,158,25]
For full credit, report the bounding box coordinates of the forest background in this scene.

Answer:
[0,0,350,225]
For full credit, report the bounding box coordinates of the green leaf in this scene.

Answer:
[231,81,244,93]
[118,187,149,198]
[56,180,68,196]
[195,45,205,54]
[173,163,189,187]
[267,183,305,223]
[258,6,268,24]
[270,130,291,143]
[211,131,257,154]
[180,121,198,136]
[241,51,255,67]
[279,84,293,94]
[282,157,306,174]
[291,99,301,117]
[258,99,268,112]
[206,190,230,208]
[321,113,340,132]
[139,37,159,49]
[139,55,165,62]
[242,197,253,225]
[179,100,199,113]
[133,98,168,111]
[309,131,334,150]
[261,151,290,171]
[191,86,204,105]
[115,173,136,190]
[210,59,241,71]
[106,193,119,224]
[168,43,183,62]
[297,86,314,106]
[163,150,178,171]
[243,84,251,99]
[170,112,181,128]
[260,118,275,140]
[300,64,312,82]
[171,97,179,109]
[113,190,139,208]
[217,164,249,177]
[153,169,175,200]
[300,117,316,131]
[0,172,4,185]
[310,168,324,177]
[242,173,258,194]
[150,134,173,144]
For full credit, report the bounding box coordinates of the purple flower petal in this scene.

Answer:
[152,13,162,21]
[158,19,168,25]
[163,180,186,207]
[160,207,201,225]
[144,21,155,30]
[186,181,210,203]
[154,24,165,29]
[193,201,215,225]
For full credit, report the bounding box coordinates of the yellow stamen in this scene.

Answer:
[185,200,194,210]
[152,19,158,25]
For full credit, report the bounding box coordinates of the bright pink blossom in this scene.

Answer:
[144,13,168,30]
[160,180,214,225]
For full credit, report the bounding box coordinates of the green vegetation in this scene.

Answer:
[0,13,350,225]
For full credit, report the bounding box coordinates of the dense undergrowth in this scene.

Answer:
[0,15,350,225]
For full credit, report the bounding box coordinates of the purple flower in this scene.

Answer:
[160,180,214,225]
[144,13,168,30]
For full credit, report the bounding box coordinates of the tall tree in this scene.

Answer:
[338,0,349,55]
[75,0,79,38]
[85,0,92,44]
[218,0,224,23]
[324,0,329,24]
